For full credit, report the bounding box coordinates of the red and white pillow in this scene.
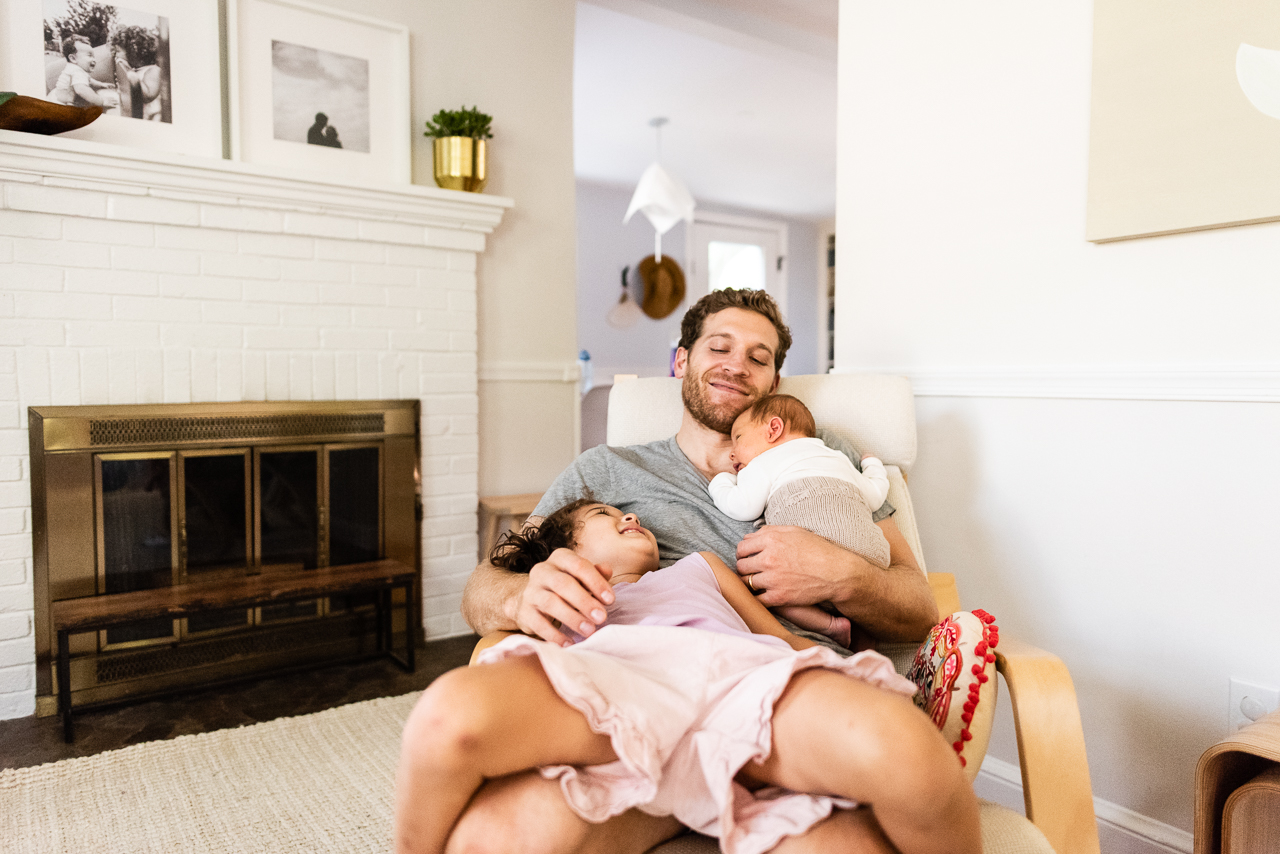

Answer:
[906,609,999,781]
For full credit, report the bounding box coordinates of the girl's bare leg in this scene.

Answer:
[394,657,619,854]
[741,670,981,854]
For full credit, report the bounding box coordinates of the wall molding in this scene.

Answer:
[478,360,581,383]
[0,129,513,234]
[979,756,1193,854]
[833,367,1280,403]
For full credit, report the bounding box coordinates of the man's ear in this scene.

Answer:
[672,347,688,378]
[766,416,786,443]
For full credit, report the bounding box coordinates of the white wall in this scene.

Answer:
[576,180,821,383]
[838,0,1280,843]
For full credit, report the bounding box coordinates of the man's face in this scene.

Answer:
[673,307,780,434]
[72,42,95,72]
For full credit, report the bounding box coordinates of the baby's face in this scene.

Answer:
[728,411,775,472]
[72,42,96,72]
[572,504,659,579]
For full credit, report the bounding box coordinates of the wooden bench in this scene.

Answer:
[51,558,418,743]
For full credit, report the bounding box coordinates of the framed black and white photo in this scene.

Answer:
[227,0,410,184]
[0,0,223,156]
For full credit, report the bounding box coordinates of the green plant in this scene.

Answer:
[423,106,493,140]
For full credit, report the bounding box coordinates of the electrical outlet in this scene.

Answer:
[1228,678,1280,734]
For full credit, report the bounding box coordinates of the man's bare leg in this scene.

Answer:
[446,771,682,854]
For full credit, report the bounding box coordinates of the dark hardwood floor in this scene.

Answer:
[0,634,477,770]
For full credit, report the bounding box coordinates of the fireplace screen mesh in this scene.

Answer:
[89,413,386,446]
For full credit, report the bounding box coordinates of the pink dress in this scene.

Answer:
[477,553,916,854]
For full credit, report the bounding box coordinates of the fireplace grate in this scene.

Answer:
[88,413,386,447]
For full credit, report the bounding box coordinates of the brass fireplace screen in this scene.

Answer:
[28,401,420,711]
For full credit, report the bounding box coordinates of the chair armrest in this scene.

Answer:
[996,637,1101,854]
[469,631,520,665]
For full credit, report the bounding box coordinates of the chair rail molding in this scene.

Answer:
[834,367,1280,403]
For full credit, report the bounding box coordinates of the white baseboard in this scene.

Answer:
[977,756,1193,854]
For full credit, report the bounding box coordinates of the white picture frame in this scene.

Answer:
[0,0,223,157]
[226,0,410,184]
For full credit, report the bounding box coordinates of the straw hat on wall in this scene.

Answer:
[637,254,685,319]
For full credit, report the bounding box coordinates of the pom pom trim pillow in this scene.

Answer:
[906,609,999,782]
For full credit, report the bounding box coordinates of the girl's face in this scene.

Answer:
[572,504,660,578]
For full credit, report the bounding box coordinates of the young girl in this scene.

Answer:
[394,499,981,854]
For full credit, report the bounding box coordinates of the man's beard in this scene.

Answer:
[681,369,764,434]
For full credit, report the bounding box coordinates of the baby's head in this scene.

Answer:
[62,37,95,72]
[729,393,816,471]
[490,497,659,580]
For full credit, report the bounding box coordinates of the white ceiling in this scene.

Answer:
[573,0,838,221]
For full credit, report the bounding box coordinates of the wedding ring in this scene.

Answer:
[747,574,757,591]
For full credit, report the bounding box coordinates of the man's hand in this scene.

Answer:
[735,526,858,607]
[510,548,616,647]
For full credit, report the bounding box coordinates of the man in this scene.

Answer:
[453,289,938,853]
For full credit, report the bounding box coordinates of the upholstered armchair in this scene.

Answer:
[605,374,1101,854]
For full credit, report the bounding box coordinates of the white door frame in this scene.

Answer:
[686,210,789,317]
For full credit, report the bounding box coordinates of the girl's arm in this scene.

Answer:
[699,551,815,651]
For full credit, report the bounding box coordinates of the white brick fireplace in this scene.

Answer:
[0,129,511,719]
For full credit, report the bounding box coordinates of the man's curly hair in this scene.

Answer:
[488,496,596,574]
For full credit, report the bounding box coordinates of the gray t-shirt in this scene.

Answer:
[533,431,895,570]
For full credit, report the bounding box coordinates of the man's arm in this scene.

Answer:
[461,516,617,646]
[734,516,938,642]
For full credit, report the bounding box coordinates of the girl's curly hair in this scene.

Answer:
[488,496,597,574]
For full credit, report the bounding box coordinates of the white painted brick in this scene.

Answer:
[202,301,281,326]
[162,322,241,349]
[355,353,380,398]
[424,228,485,252]
[80,349,110,403]
[423,435,479,456]
[201,252,281,280]
[265,353,290,399]
[450,331,477,352]
[283,211,361,239]
[48,349,80,404]
[447,251,477,272]
[200,203,284,233]
[280,258,351,284]
[0,511,25,535]
[0,580,30,611]
[425,554,476,576]
[312,352,335,399]
[216,351,242,401]
[430,571,471,596]
[451,455,479,475]
[419,268,476,291]
[447,291,477,314]
[107,350,137,403]
[66,320,160,347]
[13,237,110,268]
[0,405,17,429]
[16,348,50,405]
[0,664,33,693]
[190,348,218,402]
[63,217,154,246]
[0,482,28,508]
[422,474,476,496]
[136,349,164,403]
[424,513,475,537]
[114,295,203,323]
[242,350,266,401]
[449,311,477,332]
[450,415,478,435]
[425,353,477,375]
[0,321,66,347]
[0,351,13,372]
[0,690,36,719]
[420,374,475,395]
[0,210,61,239]
[321,328,387,350]
[111,245,201,275]
[0,291,13,319]
[389,330,450,352]
[66,268,159,296]
[422,494,476,517]
[450,534,478,556]
[386,244,450,269]
[237,231,314,258]
[352,263,416,287]
[358,219,426,245]
[242,281,317,304]
[424,536,450,558]
[334,353,358,398]
[245,327,319,350]
[0,238,11,263]
[424,613,457,638]
[0,374,17,402]
[7,184,107,217]
[352,306,418,329]
[315,238,384,263]
[385,286,441,309]
[416,309,459,331]
[0,612,29,641]
[0,458,20,481]
[0,431,27,456]
[163,349,191,403]
[108,194,200,225]
[280,305,349,327]
[422,457,448,478]
[318,283,386,306]
[0,637,34,667]
[160,274,242,301]
[156,224,237,253]
[4,264,64,292]
[289,354,313,399]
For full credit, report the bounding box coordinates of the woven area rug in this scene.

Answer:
[0,691,420,854]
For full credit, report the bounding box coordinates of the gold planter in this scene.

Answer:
[432,136,487,192]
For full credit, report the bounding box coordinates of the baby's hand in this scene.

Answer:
[860,453,875,462]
